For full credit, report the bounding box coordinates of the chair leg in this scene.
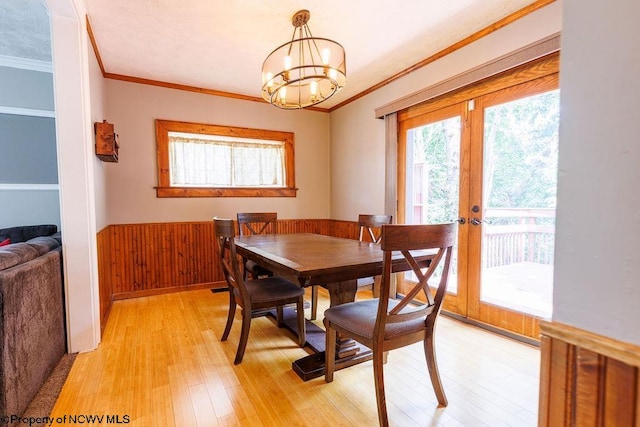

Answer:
[424,333,448,407]
[276,306,284,327]
[373,347,389,427]
[324,324,336,383]
[296,297,306,347]
[234,308,252,365]
[242,258,249,281]
[221,292,236,341]
[310,285,318,320]
[372,276,381,298]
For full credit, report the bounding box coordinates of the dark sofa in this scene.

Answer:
[0,225,66,417]
[0,224,60,246]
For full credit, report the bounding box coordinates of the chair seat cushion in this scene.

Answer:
[245,260,273,277]
[239,276,304,304]
[324,299,426,339]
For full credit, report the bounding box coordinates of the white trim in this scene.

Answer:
[0,183,59,191]
[47,0,102,353]
[0,54,53,73]
[0,106,55,118]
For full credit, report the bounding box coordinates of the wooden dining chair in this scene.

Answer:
[324,222,455,426]
[236,212,278,280]
[214,218,306,364]
[356,214,393,298]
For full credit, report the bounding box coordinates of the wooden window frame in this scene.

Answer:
[155,119,297,197]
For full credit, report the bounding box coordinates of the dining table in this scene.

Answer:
[233,232,435,381]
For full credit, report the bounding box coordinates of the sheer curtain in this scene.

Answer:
[169,136,285,187]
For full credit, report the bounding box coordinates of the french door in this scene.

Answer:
[397,73,559,339]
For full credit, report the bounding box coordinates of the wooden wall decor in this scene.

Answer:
[94,120,119,162]
[538,321,640,426]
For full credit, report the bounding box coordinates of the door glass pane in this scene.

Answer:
[481,89,559,318]
[406,116,460,294]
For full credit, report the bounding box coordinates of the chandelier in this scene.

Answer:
[261,10,346,109]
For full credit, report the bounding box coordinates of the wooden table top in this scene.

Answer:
[234,233,435,286]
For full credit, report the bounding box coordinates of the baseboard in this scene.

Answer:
[441,310,541,347]
[113,281,227,300]
[100,297,113,337]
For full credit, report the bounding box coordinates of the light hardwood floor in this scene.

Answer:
[52,288,540,426]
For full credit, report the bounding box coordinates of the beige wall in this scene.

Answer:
[104,81,331,224]
[100,2,562,227]
[88,37,109,231]
[328,1,563,221]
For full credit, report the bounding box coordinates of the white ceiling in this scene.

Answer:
[85,0,540,108]
[1,1,540,109]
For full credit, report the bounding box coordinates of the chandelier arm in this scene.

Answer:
[297,28,303,106]
[286,26,297,57]
[302,26,321,76]
[299,27,305,80]
[303,25,320,74]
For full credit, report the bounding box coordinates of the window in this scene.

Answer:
[155,120,296,197]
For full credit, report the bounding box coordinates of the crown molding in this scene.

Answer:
[375,33,560,118]
[330,0,557,112]
[86,15,106,75]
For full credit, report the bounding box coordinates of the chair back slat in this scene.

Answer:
[237,212,278,236]
[358,214,392,243]
[380,223,455,252]
[214,218,249,303]
[376,223,456,335]
[393,247,445,310]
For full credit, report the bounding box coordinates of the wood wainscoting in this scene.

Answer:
[538,321,640,426]
[97,219,360,332]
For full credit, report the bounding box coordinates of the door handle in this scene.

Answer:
[456,217,466,225]
[470,218,493,226]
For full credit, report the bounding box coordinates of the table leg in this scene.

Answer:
[326,279,358,306]
[326,280,359,358]
[287,279,372,381]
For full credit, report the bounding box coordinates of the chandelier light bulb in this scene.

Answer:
[310,80,318,100]
[283,56,292,70]
[321,48,331,65]
[265,72,274,93]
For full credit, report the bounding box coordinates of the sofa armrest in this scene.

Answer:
[0,250,65,416]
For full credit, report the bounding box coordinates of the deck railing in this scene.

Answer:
[483,208,555,268]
